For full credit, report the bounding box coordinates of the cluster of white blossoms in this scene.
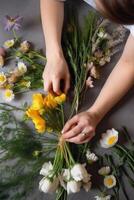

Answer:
[39,162,92,195]
[86,150,98,164]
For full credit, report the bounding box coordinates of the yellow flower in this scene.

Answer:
[33,115,46,133]
[26,107,39,118]
[44,93,58,109]
[44,93,66,109]
[0,72,7,85]
[31,93,44,111]
[55,93,66,104]
[4,39,15,49]
[26,107,46,133]
[3,89,15,102]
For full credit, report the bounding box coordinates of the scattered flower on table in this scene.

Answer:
[86,76,94,88]
[3,89,15,102]
[17,61,27,74]
[104,175,116,189]
[0,55,4,67]
[0,72,7,86]
[100,128,119,148]
[97,31,107,39]
[4,39,15,49]
[98,166,111,176]
[86,150,98,164]
[4,15,23,31]
[19,40,30,53]
[95,195,111,200]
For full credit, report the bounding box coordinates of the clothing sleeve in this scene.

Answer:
[125,25,134,37]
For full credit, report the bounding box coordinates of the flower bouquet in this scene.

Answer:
[0,8,133,200]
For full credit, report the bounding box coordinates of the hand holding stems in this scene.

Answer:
[62,35,134,144]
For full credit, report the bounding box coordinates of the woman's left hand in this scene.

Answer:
[61,110,99,144]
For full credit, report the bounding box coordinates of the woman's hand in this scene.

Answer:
[43,52,70,95]
[61,109,100,144]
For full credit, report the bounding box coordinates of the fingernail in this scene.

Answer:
[61,130,64,134]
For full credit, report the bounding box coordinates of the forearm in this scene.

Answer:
[90,58,134,122]
[40,0,64,56]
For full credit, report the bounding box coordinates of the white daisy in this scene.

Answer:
[3,89,15,102]
[100,128,119,148]
[95,195,111,200]
[0,72,7,85]
[104,175,116,189]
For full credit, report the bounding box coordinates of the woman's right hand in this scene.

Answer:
[43,51,70,95]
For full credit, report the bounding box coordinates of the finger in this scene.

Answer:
[64,76,70,94]
[62,116,79,133]
[63,124,83,139]
[44,80,52,93]
[66,127,95,144]
[53,78,61,95]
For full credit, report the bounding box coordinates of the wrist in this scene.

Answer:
[87,106,104,124]
[46,46,64,60]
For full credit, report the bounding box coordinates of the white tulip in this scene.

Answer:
[71,164,89,181]
[39,177,59,193]
[67,180,81,194]
[83,181,92,192]
[40,161,53,177]
[62,168,71,181]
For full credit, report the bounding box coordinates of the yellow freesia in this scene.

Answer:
[55,93,66,104]
[44,93,66,109]
[44,93,58,109]
[26,107,46,133]
[33,115,46,133]
[31,93,44,111]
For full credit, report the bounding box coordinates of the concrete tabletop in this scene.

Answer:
[0,0,134,199]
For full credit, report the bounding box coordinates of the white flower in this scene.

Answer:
[86,150,98,163]
[3,89,15,102]
[71,164,89,182]
[86,76,94,88]
[39,177,59,194]
[100,129,119,148]
[20,40,30,53]
[17,62,27,74]
[83,181,92,192]
[4,39,15,49]
[62,168,71,181]
[98,166,111,176]
[67,180,81,194]
[95,195,111,200]
[0,72,7,85]
[97,32,107,39]
[40,162,53,177]
[104,175,116,189]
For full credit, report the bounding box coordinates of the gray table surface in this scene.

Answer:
[0,0,134,199]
